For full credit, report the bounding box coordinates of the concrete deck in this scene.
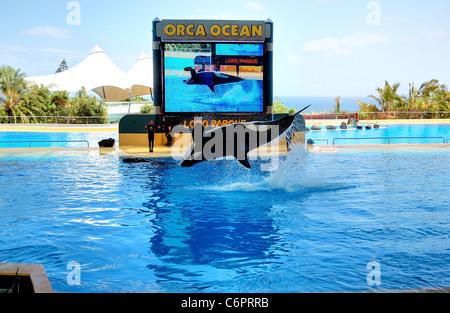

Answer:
[0,263,53,293]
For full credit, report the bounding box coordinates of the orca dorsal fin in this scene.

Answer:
[237,156,251,169]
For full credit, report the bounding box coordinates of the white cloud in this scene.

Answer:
[21,26,74,39]
[288,55,303,65]
[425,30,446,38]
[244,1,266,12]
[0,44,83,75]
[303,32,389,56]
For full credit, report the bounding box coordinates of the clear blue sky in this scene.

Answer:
[2,0,449,97]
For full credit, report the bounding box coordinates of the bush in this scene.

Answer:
[69,87,108,124]
[273,97,295,114]
[140,103,154,114]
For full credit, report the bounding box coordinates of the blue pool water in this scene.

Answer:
[1,124,448,149]
[0,145,449,293]
[306,124,450,145]
[0,131,118,148]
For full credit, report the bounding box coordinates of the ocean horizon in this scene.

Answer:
[278,96,377,113]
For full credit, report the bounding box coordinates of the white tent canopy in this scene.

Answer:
[126,52,153,99]
[27,45,149,102]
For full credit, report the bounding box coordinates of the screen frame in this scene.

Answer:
[161,41,267,117]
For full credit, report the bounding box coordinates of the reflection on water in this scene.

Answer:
[136,160,282,290]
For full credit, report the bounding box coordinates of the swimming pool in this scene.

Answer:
[1,124,448,149]
[0,131,118,148]
[306,123,450,145]
[0,145,449,293]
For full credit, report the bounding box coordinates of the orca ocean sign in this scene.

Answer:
[160,20,267,42]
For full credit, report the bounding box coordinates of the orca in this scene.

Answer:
[185,69,243,92]
[122,157,166,166]
[180,105,311,168]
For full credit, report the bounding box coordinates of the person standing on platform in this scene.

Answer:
[145,120,157,152]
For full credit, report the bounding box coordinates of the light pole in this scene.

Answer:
[127,88,134,114]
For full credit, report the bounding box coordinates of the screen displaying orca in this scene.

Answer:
[180,105,311,168]
[185,69,243,92]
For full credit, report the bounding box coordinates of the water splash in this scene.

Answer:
[202,142,311,193]
[262,142,310,192]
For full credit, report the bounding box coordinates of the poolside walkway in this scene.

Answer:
[306,118,450,126]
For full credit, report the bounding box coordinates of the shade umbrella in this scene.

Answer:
[27,45,131,102]
[126,52,153,100]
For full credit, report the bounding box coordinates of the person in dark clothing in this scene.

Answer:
[165,126,173,147]
[145,120,156,152]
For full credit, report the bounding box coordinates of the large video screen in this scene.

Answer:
[164,43,264,113]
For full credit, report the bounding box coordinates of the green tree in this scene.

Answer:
[369,81,402,113]
[332,95,341,113]
[357,100,380,120]
[0,65,46,123]
[70,87,108,124]
[56,59,69,73]
[273,97,296,114]
[399,83,423,113]
[49,90,71,122]
[20,83,50,123]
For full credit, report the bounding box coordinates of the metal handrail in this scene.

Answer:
[447,139,450,144]
[0,140,90,148]
[333,137,446,145]
[1,116,109,124]
[303,111,450,120]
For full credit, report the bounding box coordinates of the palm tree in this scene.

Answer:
[406,83,423,110]
[418,79,440,112]
[430,84,450,118]
[333,95,341,113]
[0,65,43,123]
[419,79,440,97]
[368,81,402,113]
[0,65,28,123]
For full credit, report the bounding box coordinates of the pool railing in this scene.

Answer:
[0,140,90,148]
[332,137,446,145]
